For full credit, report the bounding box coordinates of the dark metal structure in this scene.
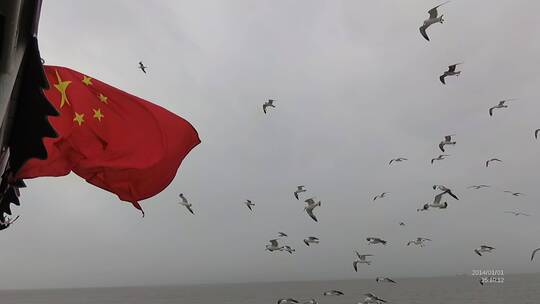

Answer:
[0,0,57,226]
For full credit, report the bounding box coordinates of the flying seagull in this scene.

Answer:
[439,135,456,152]
[373,192,389,201]
[420,191,451,211]
[282,246,296,254]
[278,232,288,238]
[178,193,194,214]
[389,157,407,165]
[504,191,523,196]
[323,290,344,296]
[431,154,449,164]
[353,251,373,271]
[304,198,321,222]
[407,237,432,247]
[419,1,449,41]
[474,245,495,256]
[531,248,540,261]
[440,63,462,84]
[263,99,276,114]
[304,236,320,246]
[138,61,148,74]
[489,99,516,116]
[376,277,397,284]
[367,237,387,245]
[468,185,490,189]
[277,298,299,304]
[504,211,530,216]
[245,200,255,211]
[363,293,387,303]
[535,129,540,139]
[433,185,459,200]
[266,239,284,252]
[486,158,502,167]
[294,185,307,200]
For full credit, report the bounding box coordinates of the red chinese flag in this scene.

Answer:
[16,66,200,214]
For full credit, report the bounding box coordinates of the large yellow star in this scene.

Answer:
[54,70,71,108]
[82,75,93,86]
[73,112,85,126]
[98,93,108,104]
[93,108,104,122]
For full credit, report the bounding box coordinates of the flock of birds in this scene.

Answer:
[132,2,540,303]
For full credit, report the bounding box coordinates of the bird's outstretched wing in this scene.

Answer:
[535,129,540,139]
[532,248,540,261]
[489,107,495,116]
[419,25,430,41]
[439,74,447,84]
[353,260,359,272]
[438,143,445,152]
[428,1,450,18]
[445,190,459,200]
[306,209,318,222]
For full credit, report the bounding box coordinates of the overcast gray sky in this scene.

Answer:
[2,0,540,290]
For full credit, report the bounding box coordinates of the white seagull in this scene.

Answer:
[304,198,321,222]
[431,154,449,164]
[303,236,320,246]
[363,293,387,303]
[263,99,276,114]
[419,1,450,41]
[504,191,523,196]
[266,239,284,252]
[354,251,373,271]
[376,277,397,284]
[294,185,307,200]
[178,193,194,214]
[421,191,451,211]
[504,211,530,216]
[373,192,389,201]
[489,99,516,116]
[389,157,407,165]
[433,185,459,200]
[366,237,387,245]
[407,237,432,247]
[245,199,255,211]
[474,245,495,256]
[440,63,462,84]
[323,290,344,296]
[486,158,502,167]
[468,185,490,189]
[282,246,296,254]
[439,134,456,152]
[138,61,148,74]
[277,298,299,304]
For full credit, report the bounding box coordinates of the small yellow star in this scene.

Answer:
[54,70,71,108]
[93,108,104,122]
[98,93,108,104]
[73,112,85,126]
[82,75,93,86]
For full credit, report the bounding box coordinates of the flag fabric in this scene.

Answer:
[16,66,200,214]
